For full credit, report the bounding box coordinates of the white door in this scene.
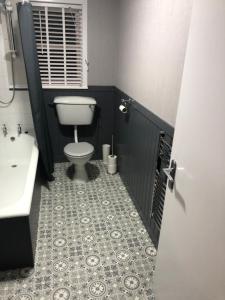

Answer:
[154,1,225,299]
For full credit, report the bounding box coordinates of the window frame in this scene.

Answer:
[31,0,88,89]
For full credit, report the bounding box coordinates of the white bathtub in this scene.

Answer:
[0,133,39,219]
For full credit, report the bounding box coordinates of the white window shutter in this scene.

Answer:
[32,1,87,89]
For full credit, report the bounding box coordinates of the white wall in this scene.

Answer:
[116,0,193,126]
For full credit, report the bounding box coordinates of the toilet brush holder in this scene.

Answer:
[107,155,117,175]
[102,144,110,165]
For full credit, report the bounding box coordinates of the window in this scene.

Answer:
[32,0,87,89]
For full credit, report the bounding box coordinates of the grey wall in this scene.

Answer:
[88,0,118,85]
[116,0,193,126]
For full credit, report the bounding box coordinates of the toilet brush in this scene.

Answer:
[108,135,117,174]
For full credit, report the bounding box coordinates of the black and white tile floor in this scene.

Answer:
[0,161,156,300]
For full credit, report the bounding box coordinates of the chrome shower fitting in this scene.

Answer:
[5,0,12,11]
[17,124,22,136]
[5,0,16,58]
[0,0,6,11]
[0,0,16,107]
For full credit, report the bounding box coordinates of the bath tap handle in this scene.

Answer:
[17,124,22,136]
[2,124,7,137]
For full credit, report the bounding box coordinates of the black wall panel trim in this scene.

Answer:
[114,88,174,247]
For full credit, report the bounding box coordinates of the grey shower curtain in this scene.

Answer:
[17,2,54,181]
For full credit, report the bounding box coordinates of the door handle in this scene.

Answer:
[163,160,177,190]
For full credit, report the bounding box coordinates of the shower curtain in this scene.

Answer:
[17,2,54,181]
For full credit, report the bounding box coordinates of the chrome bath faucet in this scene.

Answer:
[2,124,7,137]
[17,124,22,136]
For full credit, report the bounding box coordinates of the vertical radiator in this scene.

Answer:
[149,132,172,248]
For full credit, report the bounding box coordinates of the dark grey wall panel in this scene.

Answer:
[0,217,33,270]
[43,86,115,162]
[0,166,41,270]
[114,88,174,246]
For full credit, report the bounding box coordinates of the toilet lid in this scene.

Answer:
[64,142,94,157]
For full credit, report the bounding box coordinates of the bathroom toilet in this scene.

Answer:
[54,96,96,183]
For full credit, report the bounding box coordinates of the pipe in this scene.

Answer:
[74,126,78,143]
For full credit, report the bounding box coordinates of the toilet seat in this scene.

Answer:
[64,142,94,157]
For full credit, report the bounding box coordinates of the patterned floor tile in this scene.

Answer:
[0,161,156,300]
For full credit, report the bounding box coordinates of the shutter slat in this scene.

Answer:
[36,44,83,49]
[38,56,82,60]
[40,63,82,70]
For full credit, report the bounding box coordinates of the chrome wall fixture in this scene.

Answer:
[0,0,17,107]
[1,124,23,137]
[2,124,7,137]
[0,0,16,57]
[119,98,134,114]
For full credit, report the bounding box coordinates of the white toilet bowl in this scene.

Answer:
[64,142,94,183]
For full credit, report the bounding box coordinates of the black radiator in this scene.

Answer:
[149,132,172,248]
